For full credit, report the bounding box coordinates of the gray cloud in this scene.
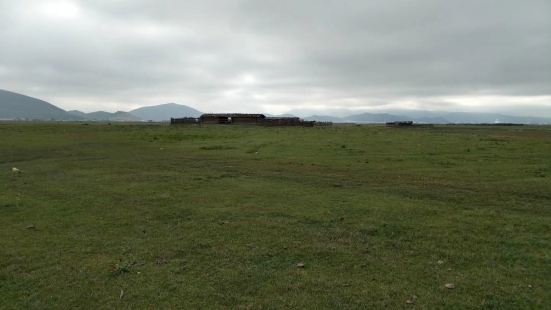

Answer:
[0,0,549,115]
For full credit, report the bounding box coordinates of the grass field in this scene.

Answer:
[1,123,550,309]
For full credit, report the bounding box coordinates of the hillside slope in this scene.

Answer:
[130,103,202,121]
[68,110,142,122]
[0,89,81,120]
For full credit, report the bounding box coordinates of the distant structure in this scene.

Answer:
[386,121,414,127]
[171,113,324,127]
[200,113,265,125]
[170,117,198,124]
[263,117,306,126]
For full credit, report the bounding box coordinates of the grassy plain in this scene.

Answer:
[1,123,550,309]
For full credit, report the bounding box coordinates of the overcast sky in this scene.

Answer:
[1,0,550,116]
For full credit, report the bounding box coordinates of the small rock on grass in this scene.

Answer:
[25,224,35,230]
[445,283,456,289]
[406,295,417,304]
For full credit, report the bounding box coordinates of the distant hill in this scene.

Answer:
[0,89,83,120]
[67,110,88,118]
[303,115,343,122]
[130,103,202,122]
[344,113,410,123]
[437,112,551,124]
[68,110,142,122]
[305,110,551,124]
[305,113,414,123]
[0,90,202,122]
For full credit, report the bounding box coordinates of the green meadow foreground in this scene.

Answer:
[1,123,550,309]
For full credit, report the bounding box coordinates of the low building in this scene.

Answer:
[386,121,414,127]
[171,113,329,127]
[199,113,266,125]
[171,117,198,124]
[262,117,303,126]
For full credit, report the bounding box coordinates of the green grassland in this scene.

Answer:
[1,123,550,309]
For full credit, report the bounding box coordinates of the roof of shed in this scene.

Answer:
[200,113,266,118]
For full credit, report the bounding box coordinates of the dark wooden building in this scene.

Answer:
[386,121,414,127]
[199,113,266,125]
[171,113,328,127]
[262,117,303,126]
[171,117,198,124]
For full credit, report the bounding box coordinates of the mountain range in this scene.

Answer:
[1,89,550,124]
[307,111,551,124]
[67,110,142,122]
[130,103,202,121]
[0,89,200,122]
[0,89,83,120]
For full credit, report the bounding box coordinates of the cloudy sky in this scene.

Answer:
[1,0,550,116]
